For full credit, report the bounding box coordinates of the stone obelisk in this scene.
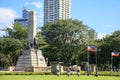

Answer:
[28,11,36,45]
[15,10,47,71]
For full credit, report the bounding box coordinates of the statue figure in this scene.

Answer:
[34,37,38,49]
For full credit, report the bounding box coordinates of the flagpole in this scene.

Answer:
[111,52,113,72]
[87,51,90,75]
[95,48,98,77]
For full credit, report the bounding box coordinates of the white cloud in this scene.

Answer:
[25,1,43,27]
[0,8,18,28]
[25,1,42,9]
[97,33,108,39]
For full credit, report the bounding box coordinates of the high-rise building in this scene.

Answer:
[14,8,29,27]
[22,8,29,19]
[44,0,71,24]
[14,18,28,27]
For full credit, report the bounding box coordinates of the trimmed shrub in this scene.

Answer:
[0,71,119,77]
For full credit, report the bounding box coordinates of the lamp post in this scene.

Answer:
[67,68,70,77]
[77,69,80,76]
[57,70,60,77]
[95,48,101,77]
[46,58,48,72]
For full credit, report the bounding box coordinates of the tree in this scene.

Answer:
[0,23,27,68]
[6,23,28,49]
[0,38,23,67]
[36,31,48,50]
[95,30,120,70]
[42,19,95,65]
[7,23,28,40]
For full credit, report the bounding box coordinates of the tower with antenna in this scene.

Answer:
[14,6,29,27]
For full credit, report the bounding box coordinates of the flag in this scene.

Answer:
[112,52,119,57]
[87,46,95,52]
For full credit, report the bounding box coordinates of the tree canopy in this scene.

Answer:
[0,23,27,67]
[0,38,23,66]
[42,19,96,65]
[94,30,120,70]
[7,23,28,40]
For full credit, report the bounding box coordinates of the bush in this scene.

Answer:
[0,72,52,75]
[0,71,120,77]
[98,71,120,77]
[60,71,87,75]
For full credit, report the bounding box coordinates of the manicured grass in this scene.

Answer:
[0,75,120,80]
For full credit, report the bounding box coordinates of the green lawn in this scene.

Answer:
[0,75,120,80]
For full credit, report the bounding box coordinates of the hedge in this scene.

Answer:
[0,71,120,77]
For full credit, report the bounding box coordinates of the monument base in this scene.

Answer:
[15,48,47,72]
[51,61,63,74]
[25,66,47,72]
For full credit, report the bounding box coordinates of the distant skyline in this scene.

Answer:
[0,0,120,39]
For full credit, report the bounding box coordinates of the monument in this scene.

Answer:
[15,11,47,71]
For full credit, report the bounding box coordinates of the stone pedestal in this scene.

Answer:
[7,66,15,71]
[15,48,47,71]
[51,61,63,74]
[25,66,46,72]
[91,64,96,72]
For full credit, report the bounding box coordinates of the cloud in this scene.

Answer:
[0,8,18,28]
[25,1,42,9]
[97,33,108,39]
[25,1,43,27]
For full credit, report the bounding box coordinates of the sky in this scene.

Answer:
[0,0,120,39]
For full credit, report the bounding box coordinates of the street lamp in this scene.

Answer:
[46,58,48,72]
[67,68,70,77]
[57,70,60,77]
[76,69,80,76]
[95,48,101,77]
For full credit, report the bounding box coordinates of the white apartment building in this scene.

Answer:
[44,0,71,24]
